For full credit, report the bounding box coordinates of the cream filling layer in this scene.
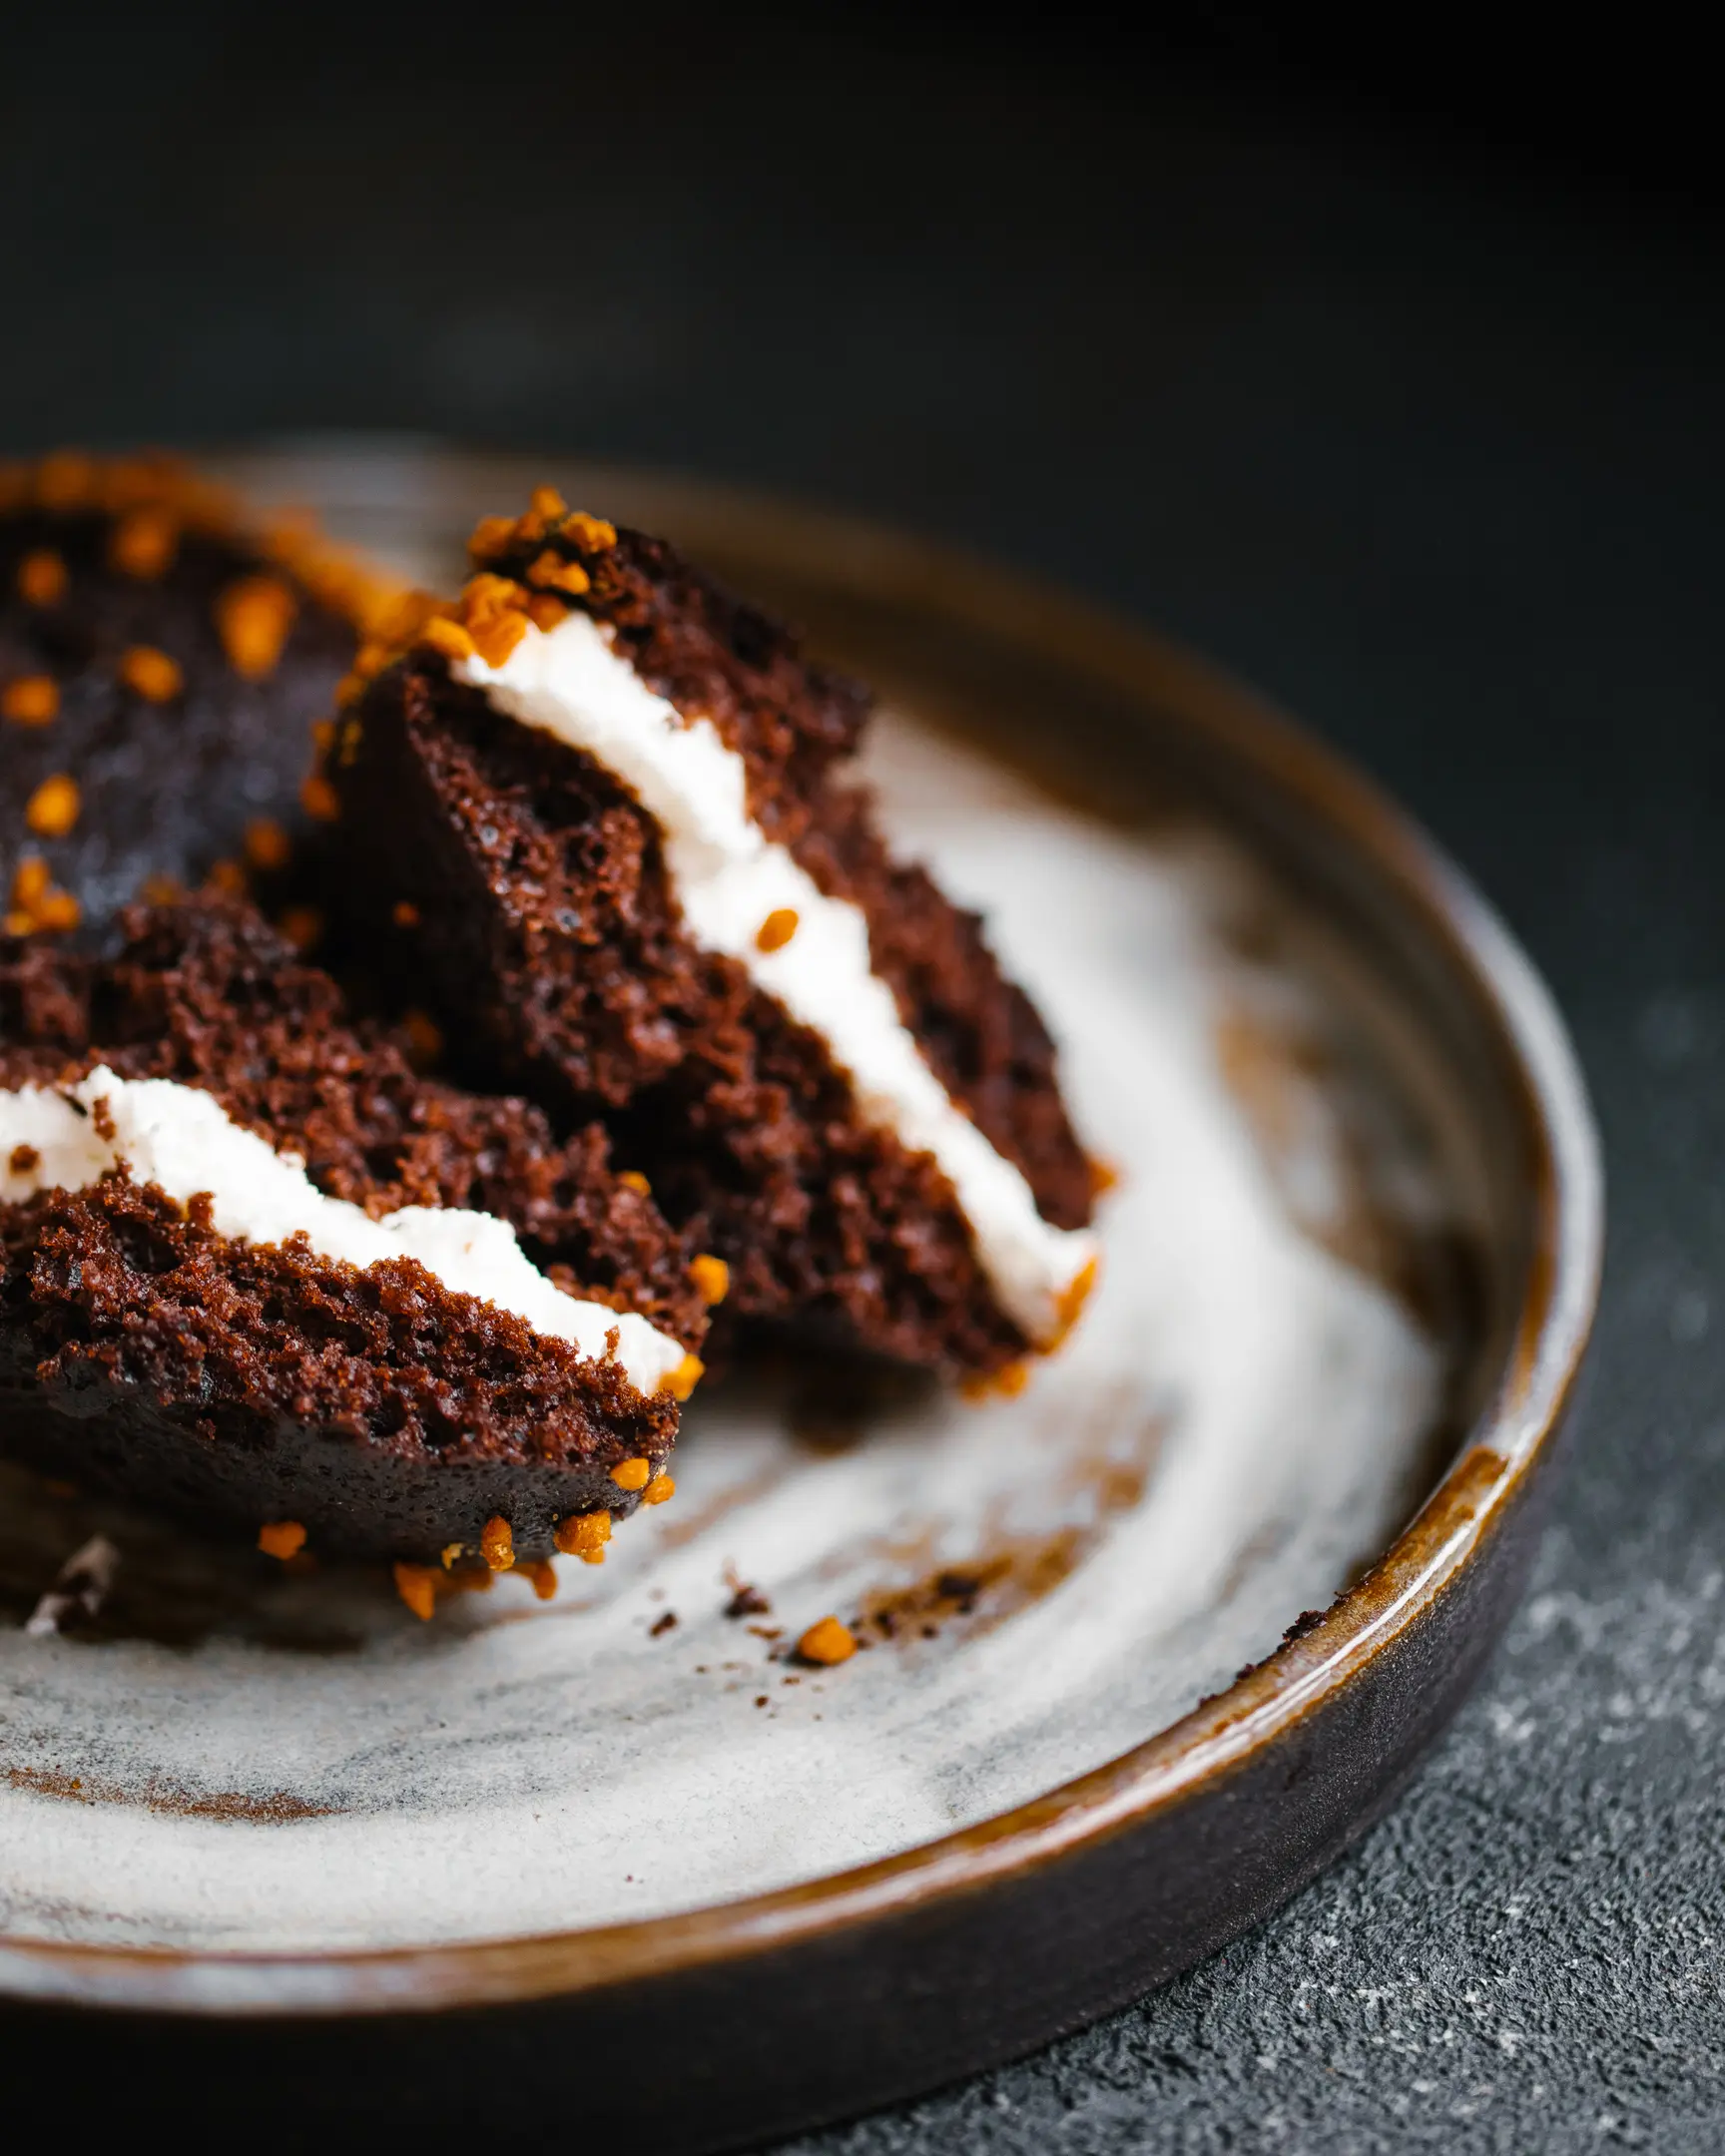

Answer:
[454,613,1095,1344]
[0,1068,686,1395]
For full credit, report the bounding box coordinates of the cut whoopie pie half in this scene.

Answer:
[0,894,711,1608]
[324,490,1098,1382]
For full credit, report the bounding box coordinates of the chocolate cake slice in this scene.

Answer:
[0,895,708,1602]
[0,451,398,939]
[325,490,1098,1379]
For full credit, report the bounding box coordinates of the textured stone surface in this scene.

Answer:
[3,16,1723,2149]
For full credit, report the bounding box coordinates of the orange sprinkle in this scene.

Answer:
[3,912,33,938]
[467,609,527,669]
[479,1515,515,1571]
[217,574,296,680]
[460,572,529,614]
[12,858,50,910]
[690,1253,730,1306]
[554,1509,613,1563]
[528,485,568,523]
[300,774,340,821]
[309,717,336,756]
[208,857,249,897]
[757,907,799,954]
[244,816,291,872]
[468,515,517,562]
[526,593,569,632]
[525,548,592,596]
[796,1616,858,1667]
[1089,1156,1122,1198]
[119,645,183,703]
[392,899,420,928]
[393,1562,438,1622]
[24,774,80,838]
[277,905,323,953]
[660,1352,705,1402]
[403,1009,443,1065]
[518,1559,559,1602]
[418,614,476,662]
[439,1543,463,1570]
[31,886,79,934]
[2,676,59,727]
[109,510,179,581]
[609,1456,652,1493]
[1049,1255,1099,1348]
[257,1520,306,1561]
[642,1471,676,1507]
[564,511,618,551]
[17,549,67,606]
[961,1358,1031,1403]
[618,1170,651,1197]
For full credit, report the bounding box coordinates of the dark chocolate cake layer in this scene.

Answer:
[0,1181,675,1566]
[321,498,1096,1378]
[0,454,388,937]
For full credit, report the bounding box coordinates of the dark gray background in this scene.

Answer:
[4,14,1722,2150]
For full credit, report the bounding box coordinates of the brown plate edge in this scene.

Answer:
[0,462,1604,2019]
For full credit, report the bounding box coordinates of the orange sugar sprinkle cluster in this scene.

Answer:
[118,646,183,703]
[6,855,80,937]
[258,1520,307,1561]
[609,1456,653,1492]
[554,1509,613,1563]
[17,549,67,606]
[24,773,80,839]
[618,1170,651,1197]
[643,1470,676,1506]
[689,1253,730,1306]
[332,491,623,715]
[1,675,59,726]
[479,1516,515,1571]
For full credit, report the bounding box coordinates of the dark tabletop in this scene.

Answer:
[5,15,1723,2151]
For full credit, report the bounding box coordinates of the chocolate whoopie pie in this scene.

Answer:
[323,490,1098,1381]
[0,894,710,1607]
[0,451,396,939]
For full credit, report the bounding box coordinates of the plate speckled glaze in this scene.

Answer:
[0,447,1601,2149]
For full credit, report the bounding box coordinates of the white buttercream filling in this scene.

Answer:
[0,1068,686,1395]
[453,613,1096,1343]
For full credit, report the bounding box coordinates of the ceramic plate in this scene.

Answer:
[0,447,1601,2149]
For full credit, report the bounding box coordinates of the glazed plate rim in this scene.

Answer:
[0,454,1604,2017]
